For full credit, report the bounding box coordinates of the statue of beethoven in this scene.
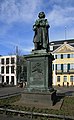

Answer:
[33,12,50,51]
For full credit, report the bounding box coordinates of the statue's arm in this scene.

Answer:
[45,19,50,28]
[33,24,36,31]
[35,19,40,26]
[33,20,39,31]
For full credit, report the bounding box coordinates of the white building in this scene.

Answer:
[0,55,17,85]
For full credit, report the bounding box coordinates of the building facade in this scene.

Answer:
[49,39,74,86]
[0,55,17,85]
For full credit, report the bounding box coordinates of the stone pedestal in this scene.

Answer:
[24,52,56,107]
[21,91,56,108]
[25,52,53,92]
[23,12,56,108]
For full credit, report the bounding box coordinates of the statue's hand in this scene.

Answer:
[40,22,46,27]
[33,25,37,31]
[39,19,46,27]
[35,20,40,26]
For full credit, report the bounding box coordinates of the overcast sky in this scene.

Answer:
[0,0,74,55]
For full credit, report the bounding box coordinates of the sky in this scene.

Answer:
[0,0,74,55]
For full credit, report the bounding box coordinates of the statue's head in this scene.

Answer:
[38,12,45,18]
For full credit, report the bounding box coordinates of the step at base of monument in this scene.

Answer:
[21,91,56,108]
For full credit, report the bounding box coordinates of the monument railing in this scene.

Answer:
[0,107,74,120]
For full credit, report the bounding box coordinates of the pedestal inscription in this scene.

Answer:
[30,61,44,86]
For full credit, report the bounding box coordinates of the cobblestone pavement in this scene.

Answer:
[54,86,74,96]
[0,87,24,97]
[0,86,74,97]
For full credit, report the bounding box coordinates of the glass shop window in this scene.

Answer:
[70,76,74,82]
[64,76,67,82]
[57,76,60,82]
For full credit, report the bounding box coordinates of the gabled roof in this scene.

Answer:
[49,39,74,51]
[50,39,74,45]
[53,42,74,53]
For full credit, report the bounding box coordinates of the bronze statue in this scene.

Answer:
[33,12,50,51]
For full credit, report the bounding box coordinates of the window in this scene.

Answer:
[63,54,67,58]
[11,57,15,64]
[1,58,4,64]
[2,76,4,83]
[57,64,61,70]
[56,54,61,59]
[11,76,14,84]
[6,58,9,64]
[68,54,70,58]
[64,76,67,82]
[11,66,14,73]
[70,54,74,58]
[52,64,54,71]
[70,76,74,82]
[70,64,74,70]
[1,66,4,74]
[50,46,53,51]
[6,66,9,74]
[57,76,60,82]
[63,64,67,72]
[6,76,9,84]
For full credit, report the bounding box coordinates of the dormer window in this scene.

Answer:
[50,46,53,51]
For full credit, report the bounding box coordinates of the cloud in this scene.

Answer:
[66,27,74,39]
[48,0,74,7]
[1,38,33,54]
[47,4,74,27]
[0,0,42,36]
[0,0,42,24]
[0,23,12,36]
[11,40,33,52]
[0,0,74,53]
[20,47,33,54]
[0,0,74,26]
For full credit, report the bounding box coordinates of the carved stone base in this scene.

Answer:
[21,90,56,108]
[32,49,47,54]
[25,53,53,91]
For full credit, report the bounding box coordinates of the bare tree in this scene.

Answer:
[16,46,27,83]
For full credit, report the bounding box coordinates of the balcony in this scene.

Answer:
[69,69,74,73]
[56,70,62,74]
[56,69,74,74]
